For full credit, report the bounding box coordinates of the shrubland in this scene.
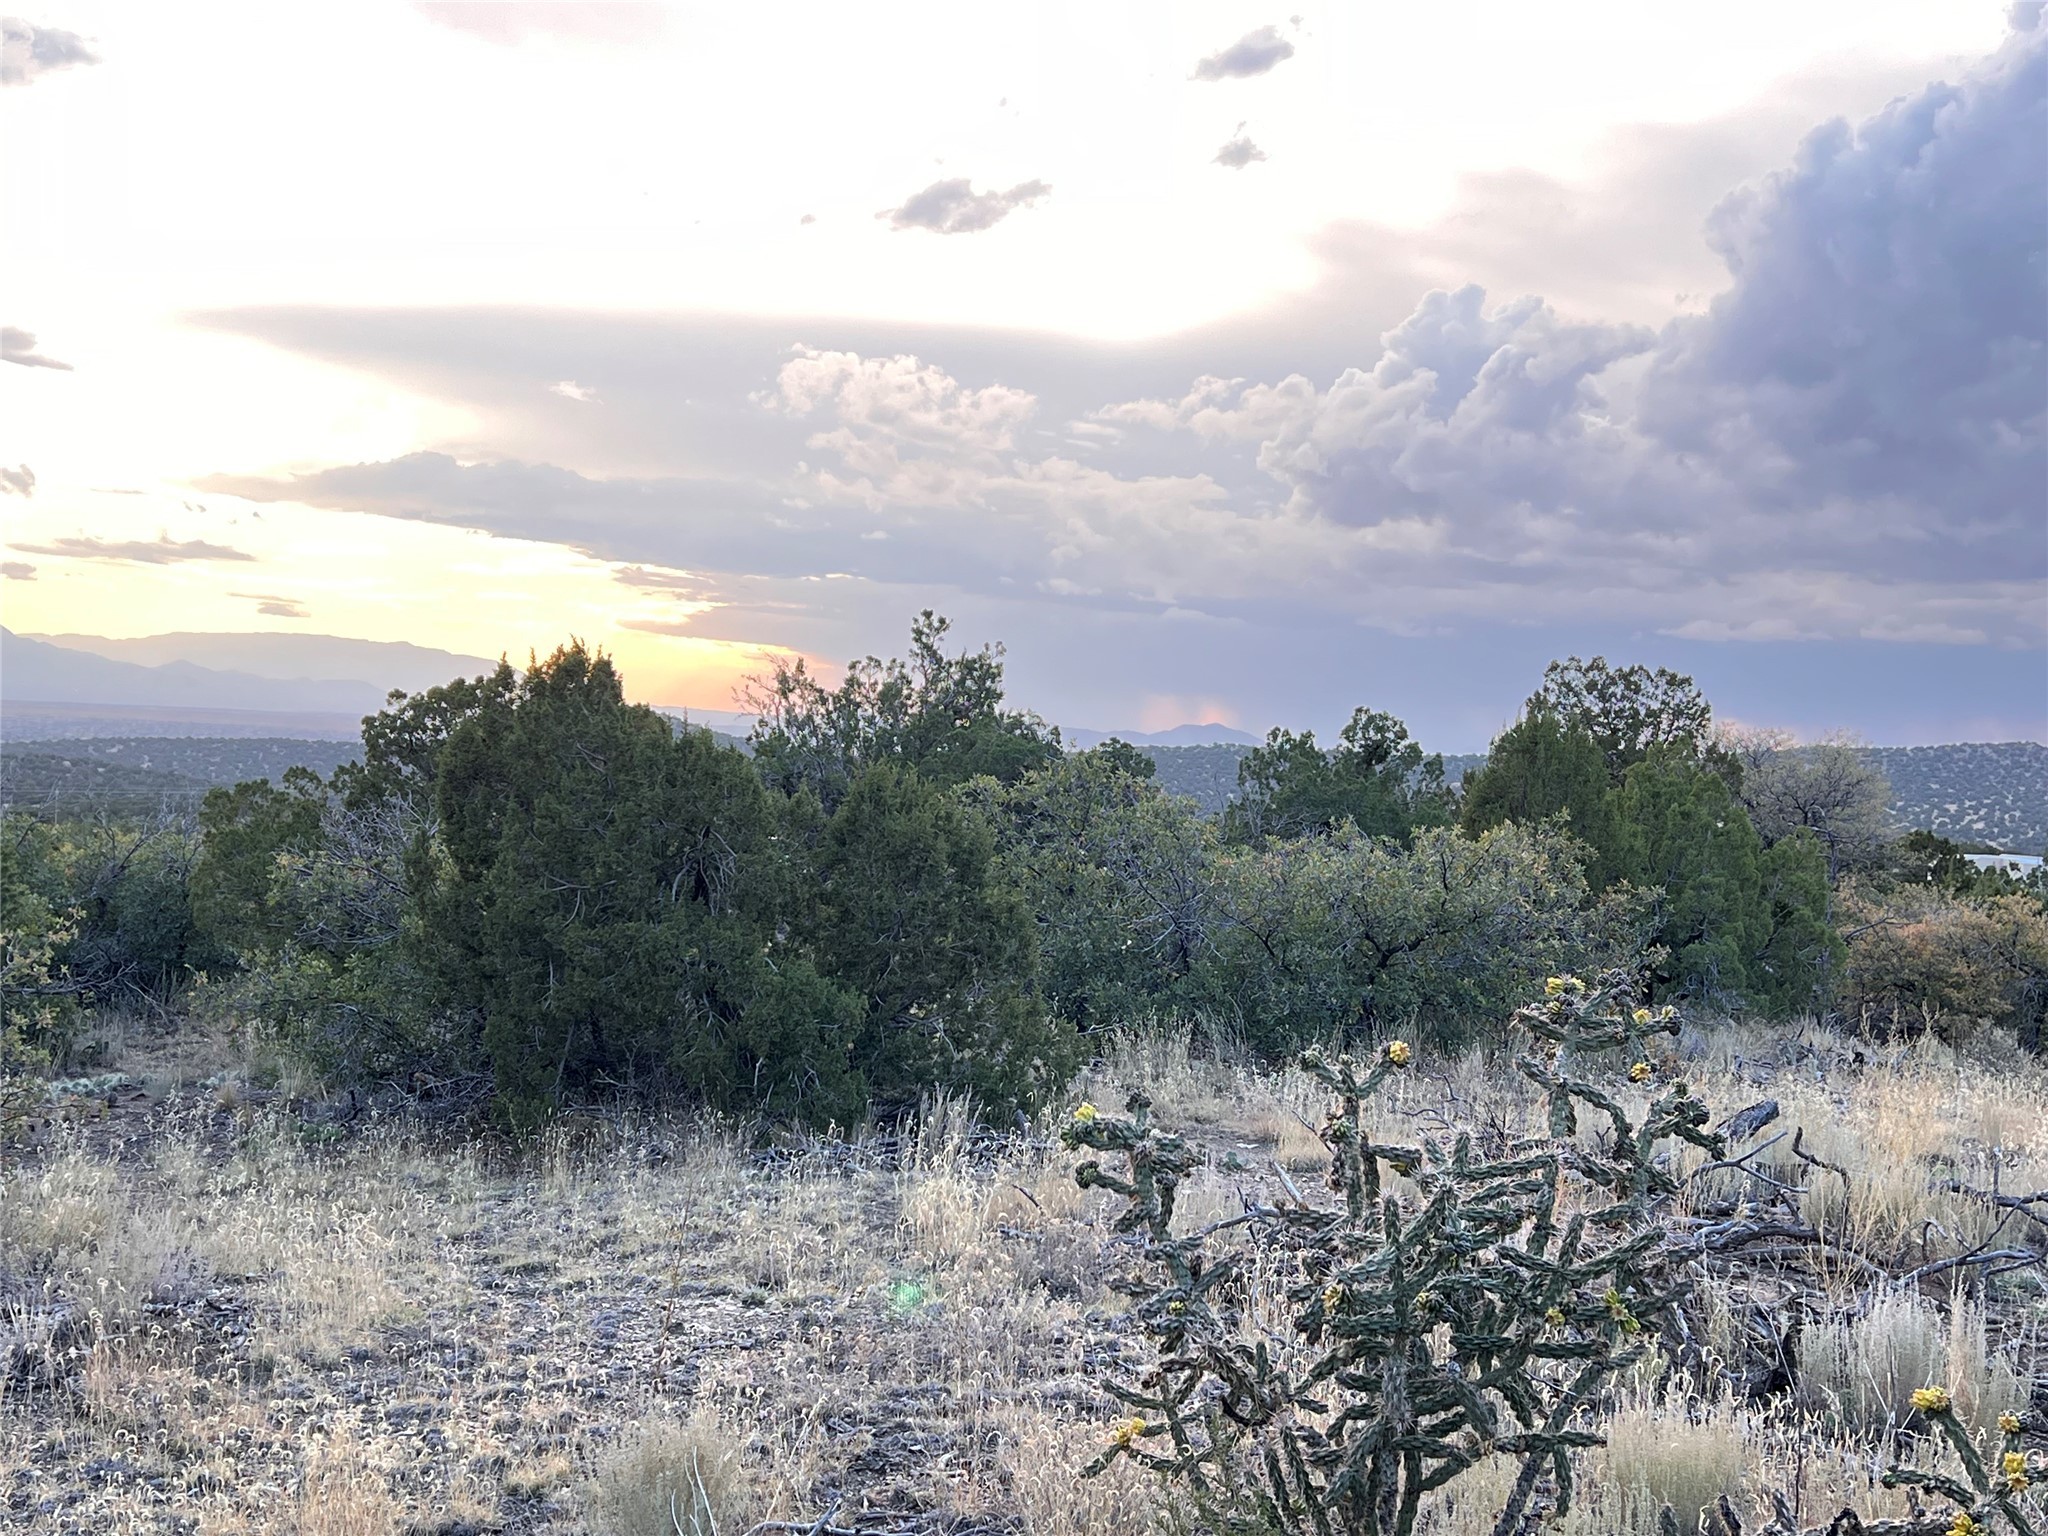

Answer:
[2,613,2044,1532]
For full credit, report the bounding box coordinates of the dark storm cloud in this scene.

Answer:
[1192,25,1294,81]
[15,535,256,564]
[0,465,33,497]
[1102,16,2047,639]
[3,326,72,369]
[1640,11,2047,539]
[878,178,1050,234]
[1,17,97,86]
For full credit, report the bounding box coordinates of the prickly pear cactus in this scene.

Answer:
[1064,971,1722,1536]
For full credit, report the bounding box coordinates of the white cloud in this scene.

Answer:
[1192,25,1295,81]
[1,17,96,87]
[3,326,72,370]
[876,178,1050,234]
[1214,133,1268,169]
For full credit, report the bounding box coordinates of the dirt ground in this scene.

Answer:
[3,1019,2045,1535]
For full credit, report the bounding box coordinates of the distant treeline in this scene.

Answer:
[8,726,2039,854]
[1137,741,2045,854]
[0,738,364,816]
[1140,745,1486,816]
[5,613,2042,1136]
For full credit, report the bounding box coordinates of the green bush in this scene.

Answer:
[1195,822,1653,1054]
[1222,709,1453,846]
[808,762,1075,1116]
[972,748,1218,1032]
[421,643,866,1130]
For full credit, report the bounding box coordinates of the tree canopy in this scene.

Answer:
[1223,707,1452,844]
[743,610,1061,809]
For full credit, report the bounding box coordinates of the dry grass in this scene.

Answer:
[0,1017,2042,1534]
[583,1406,754,1536]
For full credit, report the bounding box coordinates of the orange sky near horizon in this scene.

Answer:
[0,489,801,711]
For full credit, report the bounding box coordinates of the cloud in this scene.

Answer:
[2,17,97,86]
[1192,25,1294,81]
[877,178,1050,234]
[14,535,256,564]
[2,326,72,370]
[613,563,714,596]
[229,590,311,618]
[413,3,662,45]
[761,345,1039,507]
[550,379,599,401]
[184,23,2046,742]
[0,464,32,497]
[1,561,35,580]
[1214,133,1267,170]
[1637,10,2047,544]
[1091,18,2047,648]
[618,615,707,637]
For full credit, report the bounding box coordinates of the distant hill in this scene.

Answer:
[1870,742,2047,854]
[0,748,211,817]
[1139,744,1250,811]
[1138,740,2045,847]
[2,701,367,741]
[0,736,366,816]
[653,706,756,740]
[0,628,390,716]
[1141,745,1486,814]
[1066,722,1260,749]
[29,632,500,696]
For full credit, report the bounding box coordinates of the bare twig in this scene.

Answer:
[1894,1247,2041,1285]
[1688,1131,1807,1197]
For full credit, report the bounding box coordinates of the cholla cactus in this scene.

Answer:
[1878,1397,2039,1536]
[1064,971,1720,1536]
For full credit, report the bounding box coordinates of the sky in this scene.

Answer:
[2,0,2043,748]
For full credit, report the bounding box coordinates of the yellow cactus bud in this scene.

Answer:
[1386,1040,1412,1066]
[2004,1451,2029,1491]
[2000,1411,2023,1434]
[1072,1102,1098,1123]
[1949,1514,1980,1536]
[1911,1385,1952,1414]
[1111,1416,1146,1446]
[1322,1283,1343,1312]
[1632,1007,1653,1025]
[1545,976,1569,997]
[1544,1307,1565,1327]
[1629,1061,1652,1083]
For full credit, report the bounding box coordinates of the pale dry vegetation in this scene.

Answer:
[2,1015,2044,1535]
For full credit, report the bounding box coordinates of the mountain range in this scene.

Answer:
[1,631,1264,748]
[28,631,503,696]
[1,629,517,740]
[2,633,2042,849]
